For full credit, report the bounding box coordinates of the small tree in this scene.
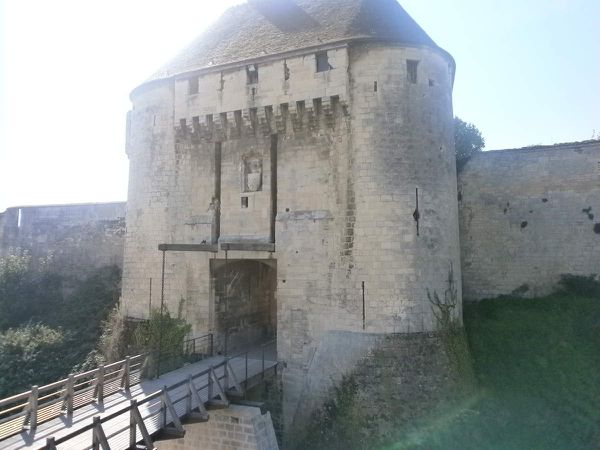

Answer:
[133,309,191,376]
[455,117,485,171]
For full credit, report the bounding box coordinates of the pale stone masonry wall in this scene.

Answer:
[122,41,459,430]
[458,140,600,299]
[283,43,460,427]
[0,202,125,279]
[155,405,279,450]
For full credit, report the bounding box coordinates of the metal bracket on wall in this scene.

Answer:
[413,188,420,236]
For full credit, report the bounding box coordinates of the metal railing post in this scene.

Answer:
[262,344,266,379]
[157,249,166,379]
[245,353,249,399]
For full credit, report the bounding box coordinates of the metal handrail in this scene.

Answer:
[153,333,214,378]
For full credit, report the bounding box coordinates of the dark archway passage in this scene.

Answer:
[210,259,277,354]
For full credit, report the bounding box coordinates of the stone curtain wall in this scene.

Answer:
[458,140,600,299]
[0,202,126,279]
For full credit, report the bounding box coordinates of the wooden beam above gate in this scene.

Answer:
[158,243,218,252]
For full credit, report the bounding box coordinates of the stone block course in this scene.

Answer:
[458,140,600,299]
[155,405,278,450]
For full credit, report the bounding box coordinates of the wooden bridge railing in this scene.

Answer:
[39,351,275,449]
[0,333,215,441]
[0,354,146,440]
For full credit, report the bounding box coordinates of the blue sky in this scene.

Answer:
[0,0,598,211]
[403,0,600,148]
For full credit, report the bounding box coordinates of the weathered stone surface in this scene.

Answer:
[458,140,600,299]
[290,330,466,447]
[155,404,279,450]
[121,0,459,432]
[0,202,126,279]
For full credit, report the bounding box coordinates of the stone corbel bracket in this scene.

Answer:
[175,94,347,143]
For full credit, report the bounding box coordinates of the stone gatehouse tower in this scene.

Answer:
[122,0,460,427]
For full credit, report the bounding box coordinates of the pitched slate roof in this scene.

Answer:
[148,0,444,82]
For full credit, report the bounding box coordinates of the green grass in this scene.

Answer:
[387,292,600,449]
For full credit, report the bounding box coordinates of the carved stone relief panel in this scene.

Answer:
[242,155,263,192]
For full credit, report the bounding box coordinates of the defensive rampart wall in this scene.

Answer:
[458,140,600,299]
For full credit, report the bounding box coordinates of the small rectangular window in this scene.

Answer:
[188,77,199,94]
[316,52,331,72]
[246,64,258,84]
[407,60,419,84]
[241,197,249,208]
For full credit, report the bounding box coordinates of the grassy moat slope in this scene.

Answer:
[386,289,600,449]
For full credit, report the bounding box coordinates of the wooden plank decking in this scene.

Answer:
[0,355,277,449]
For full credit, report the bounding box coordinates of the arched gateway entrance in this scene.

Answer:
[211,258,277,354]
[157,244,277,357]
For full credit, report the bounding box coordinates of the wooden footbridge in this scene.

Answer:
[0,338,277,449]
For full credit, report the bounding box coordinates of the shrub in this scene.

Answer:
[0,324,66,396]
[559,274,600,297]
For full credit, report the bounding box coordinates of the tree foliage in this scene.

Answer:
[0,250,121,396]
[132,309,192,376]
[0,251,62,329]
[0,324,65,395]
[455,117,485,171]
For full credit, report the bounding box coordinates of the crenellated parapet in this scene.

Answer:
[175,95,347,143]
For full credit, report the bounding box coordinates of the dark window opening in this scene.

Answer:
[241,197,249,208]
[316,52,332,72]
[188,77,199,94]
[313,98,322,115]
[284,60,290,80]
[407,60,419,84]
[234,110,242,133]
[246,64,258,84]
[374,81,378,92]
